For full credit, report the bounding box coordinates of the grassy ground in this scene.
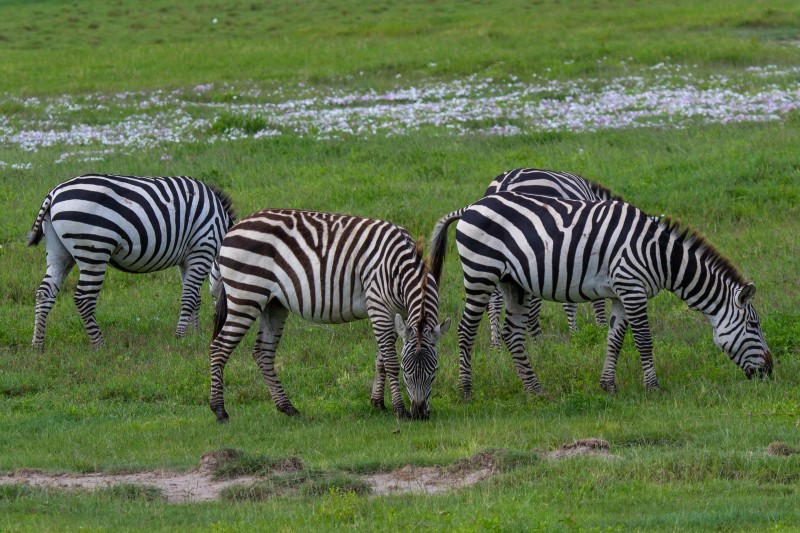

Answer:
[1,0,800,531]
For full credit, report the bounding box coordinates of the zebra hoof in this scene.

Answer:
[460,390,473,402]
[279,404,300,417]
[393,407,411,420]
[600,380,616,393]
[371,397,387,411]
[214,410,230,424]
[645,384,662,393]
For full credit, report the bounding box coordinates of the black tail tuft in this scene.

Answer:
[212,284,228,342]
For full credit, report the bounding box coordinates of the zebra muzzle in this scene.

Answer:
[410,401,430,420]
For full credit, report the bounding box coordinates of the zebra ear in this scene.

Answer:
[736,283,756,308]
[432,318,451,341]
[394,314,411,341]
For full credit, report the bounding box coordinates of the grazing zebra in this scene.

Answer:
[429,191,772,398]
[483,168,622,347]
[210,208,450,422]
[28,174,236,348]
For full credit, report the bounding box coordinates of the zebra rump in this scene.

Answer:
[28,173,236,348]
[430,191,771,398]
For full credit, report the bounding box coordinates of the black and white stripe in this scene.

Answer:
[429,191,772,398]
[483,168,621,346]
[210,209,450,422]
[28,174,236,348]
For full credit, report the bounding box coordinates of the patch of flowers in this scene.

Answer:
[1,64,800,167]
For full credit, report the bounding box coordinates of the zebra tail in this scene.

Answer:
[27,194,53,246]
[428,207,466,285]
[212,283,228,342]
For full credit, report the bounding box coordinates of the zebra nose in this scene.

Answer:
[759,352,773,378]
[410,401,430,420]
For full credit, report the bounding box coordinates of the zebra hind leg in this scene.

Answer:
[503,288,542,394]
[487,290,503,350]
[252,303,298,416]
[32,235,75,349]
[562,303,579,333]
[209,298,259,423]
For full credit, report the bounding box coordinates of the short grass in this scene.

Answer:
[1,0,800,531]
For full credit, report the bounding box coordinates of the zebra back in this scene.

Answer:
[484,168,621,202]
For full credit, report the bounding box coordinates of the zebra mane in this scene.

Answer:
[661,217,750,286]
[585,178,623,202]
[208,184,238,223]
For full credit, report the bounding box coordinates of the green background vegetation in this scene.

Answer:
[1,0,799,530]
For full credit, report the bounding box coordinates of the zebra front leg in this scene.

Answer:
[487,290,503,350]
[370,349,387,411]
[252,303,299,416]
[458,291,492,401]
[623,297,660,392]
[600,299,629,393]
[562,303,579,333]
[176,259,207,337]
[73,266,109,348]
[592,299,607,326]
[503,288,542,394]
[526,298,543,338]
[31,238,75,349]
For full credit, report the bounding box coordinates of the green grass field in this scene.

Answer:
[1,0,800,530]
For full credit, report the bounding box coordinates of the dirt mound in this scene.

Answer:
[0,439,622,502]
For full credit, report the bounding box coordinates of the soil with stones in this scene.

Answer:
[0,439,622,503]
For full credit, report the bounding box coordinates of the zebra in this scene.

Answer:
[483,168,623,347]
[210,208,450,422]
[27,173,236,348]
[429,191,772,399]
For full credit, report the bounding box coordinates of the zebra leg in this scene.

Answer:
[176,257,209,337]
[503,286,542,394]
[526,298,543,338]
[458,290,493,401]
[252,303,299,416]
[487,290,504,350]
[32,229,75,349]
[377,334,409,420]
[622,297,660,391]
[73,263,110,348]
[370,349,387,411]
[562,303,579,332]
[592,300,607,326]
[209,304,259,423]
[600,299,629,393]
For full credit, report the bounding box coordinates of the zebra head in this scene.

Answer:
[395,314,451,420]
[711,283,772,379]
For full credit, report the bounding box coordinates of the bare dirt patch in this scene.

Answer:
[0,439,621,502]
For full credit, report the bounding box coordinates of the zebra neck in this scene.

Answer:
[665,235,731,316]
